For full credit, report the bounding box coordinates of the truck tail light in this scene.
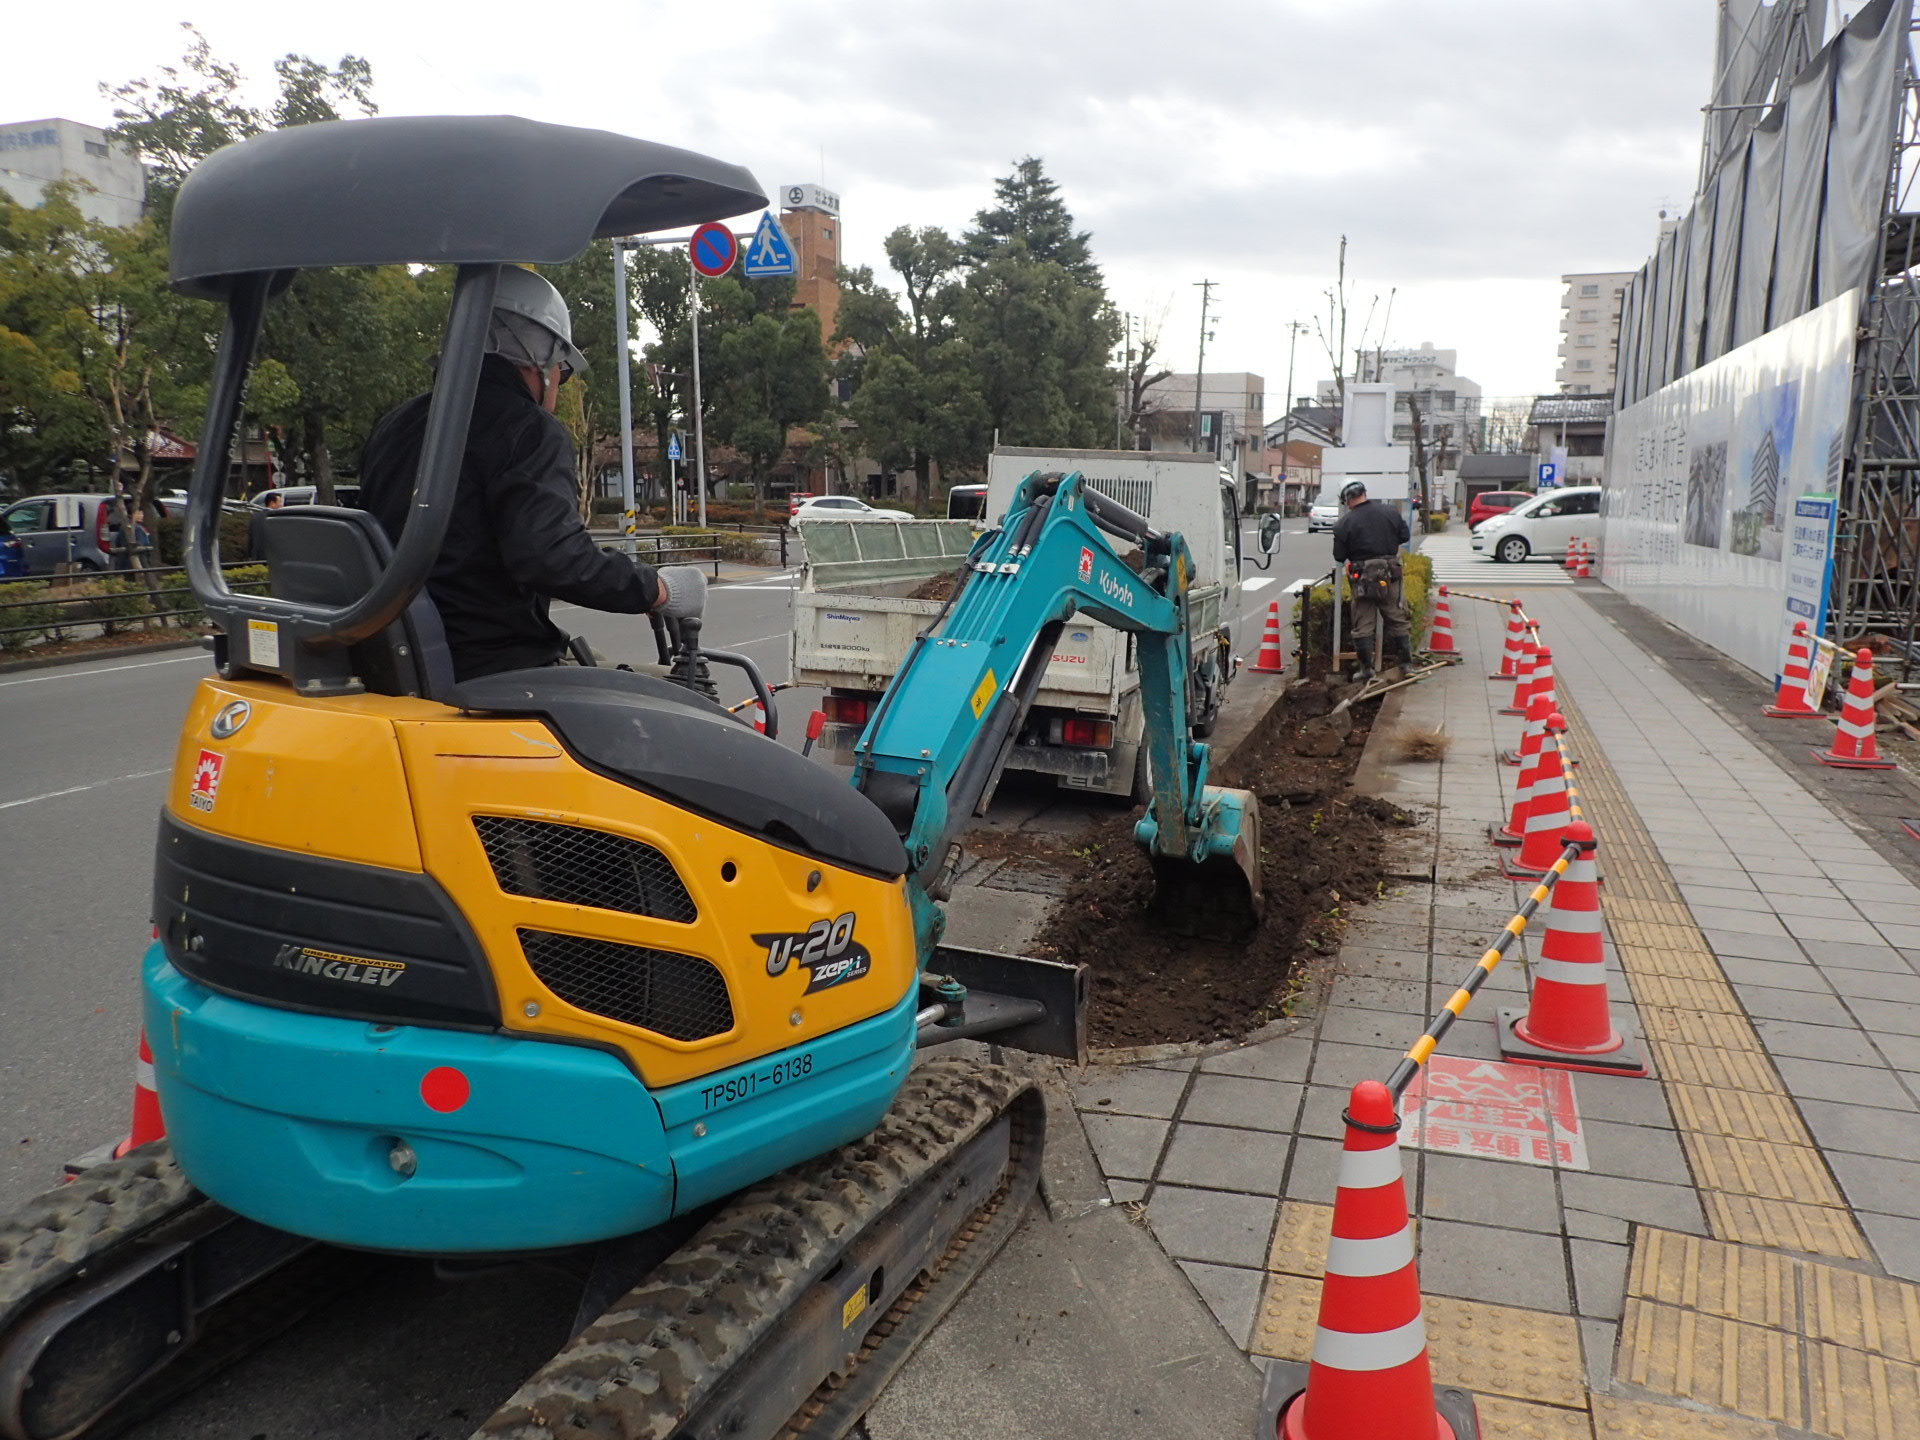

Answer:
[1060,718,1113,748]
[823,694,874,726]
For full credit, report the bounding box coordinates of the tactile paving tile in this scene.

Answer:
[1588,1396,1776,1438]
[1474,1393,1596,1439]
[1667,1085,1804,1143]
[1628,1229,1796,1331]
[1607,939,1724,981]
[1626,975,1744,1013]
[1681,1133,1846,1207]
[1636,1008,1768,1054]
[1617,1299,1803,1427]
[1701,1194,1867,1261]
[1803,1339,1920,1439]
[1799,1262,1920,1360]
[1250,1271,1317,1362]
[1642,1040,1783,1094]
[1265,1201,1333,1278]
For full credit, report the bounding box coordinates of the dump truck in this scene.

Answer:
[792,447,1243,801]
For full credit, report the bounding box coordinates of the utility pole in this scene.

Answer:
[1191,280,1216,454]
[1277,319,1308,513]
[1115,312,1131,448]
[613,242,638,537]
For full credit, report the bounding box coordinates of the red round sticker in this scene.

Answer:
[420,1066,470,1113]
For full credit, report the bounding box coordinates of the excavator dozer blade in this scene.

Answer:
[1142,785,1264,940]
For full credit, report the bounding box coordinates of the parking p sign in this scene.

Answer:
[1537,462,1559,488]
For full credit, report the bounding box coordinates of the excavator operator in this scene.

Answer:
[1329,478,1411,681]
[360,265,706,682]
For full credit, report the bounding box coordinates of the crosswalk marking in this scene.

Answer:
[1416,533,1572,587]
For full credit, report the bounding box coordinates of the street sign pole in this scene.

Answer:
[612,242,637,536]
[690,266,708,529]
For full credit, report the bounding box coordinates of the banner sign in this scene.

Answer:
[1602,288,1860,679]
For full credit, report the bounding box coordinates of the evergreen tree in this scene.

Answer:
[962,157,1099,283]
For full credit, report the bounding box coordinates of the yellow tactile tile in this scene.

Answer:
[1250,1270,1317,1362]
[1637,1008,1768,1053]
[1803,1340,1920,1440]
[1681,1133,1846,1207]
[1610,898,1698,928]
[1627,975,1744,1014]
[1425,1294,1588,1409]
[1608,918,1716,950]
[1627,1229,1795,1330]
[1607,941,1724,981]
[1474,1393,1595,1439]
[1265,1201,1332,1278]
[1701,1194,1868,1260]
[1643,1039,1782,1093]
[1800,1263,1920,1361]
[1617,1299,1803,1427]
[1588,1395,1777,1438]
[1667,1085,1804,1143]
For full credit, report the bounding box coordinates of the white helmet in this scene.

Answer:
[487,266,588,376]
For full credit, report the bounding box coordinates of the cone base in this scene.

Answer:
[63,1139,118,1180]
[1488,822,1523,848]
[1498,704,1527,716]
[1489,668,1516,681]
[1498,852,1553,880]
[1762,705,1823,719]
[1423,651,1462,664]
[1250,658,1288,674]
[1813,748,1896,770]
[1500,749,1522,766]
[1258,1359,1478,1440]
[1499,1008,1649,1077]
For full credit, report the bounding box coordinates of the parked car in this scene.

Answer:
[1471,485,1602,563]
[249,484,361,509]
[1467,490,1532,531]
[946,484,988,521]
[790,495,913,529]
[786,491,817,517]
[1306,499,1340,533]
[0,494,121,574]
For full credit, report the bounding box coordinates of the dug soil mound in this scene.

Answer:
[1030,687,1417,1048]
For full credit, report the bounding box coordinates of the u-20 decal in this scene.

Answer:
[754,912,872,993]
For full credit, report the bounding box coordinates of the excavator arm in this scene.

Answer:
[852,470,1264,967]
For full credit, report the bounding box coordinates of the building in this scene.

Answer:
[0,118,144,228]
[1526,394,1612,483]
[1457,453,1536,512]
[1137,371,1264,464]
[779,183,841,346]
[1317,343,1483,467]
[1556,271,1632,396]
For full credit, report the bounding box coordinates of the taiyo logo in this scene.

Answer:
[1099,570,1136,607]
[1077,547,1094,583]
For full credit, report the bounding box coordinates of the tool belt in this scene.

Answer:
[1345,556,1402,594]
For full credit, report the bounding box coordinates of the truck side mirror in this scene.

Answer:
[1258,512,1284,556]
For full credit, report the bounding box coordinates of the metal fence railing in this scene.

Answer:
[0,562,270,648]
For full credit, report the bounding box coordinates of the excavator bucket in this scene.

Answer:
[1139,785,1265,940]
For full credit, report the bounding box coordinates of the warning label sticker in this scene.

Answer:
[1401,1055,1587,1171]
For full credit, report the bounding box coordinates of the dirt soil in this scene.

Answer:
[1028,685,1417,1047]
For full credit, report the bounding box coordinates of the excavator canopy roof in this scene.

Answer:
[168,115,767,300]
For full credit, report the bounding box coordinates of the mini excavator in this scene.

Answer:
[0,116,1262,1440]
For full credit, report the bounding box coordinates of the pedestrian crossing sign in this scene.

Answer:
[743,211,798,277]
[667,434,683,461]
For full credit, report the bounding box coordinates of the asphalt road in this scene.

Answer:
[0,521,1329,1437]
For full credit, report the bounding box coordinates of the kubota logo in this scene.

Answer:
[1099,570,1135,607]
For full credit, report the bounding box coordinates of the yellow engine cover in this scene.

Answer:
[169,678,918,1090]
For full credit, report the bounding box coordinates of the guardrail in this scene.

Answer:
[0,562,270,647]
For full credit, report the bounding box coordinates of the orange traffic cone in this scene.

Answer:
[1500,633,1539,716]
[1815,649,1894,769]
[1504,713,1571,879]
[1500,821,1647,1076]
[1765,622,1824,719]
[1563,536,1581,574]
[1575,540,1594,579]
[1493,694,1551,844]
[1425,587,1458,657]
[1490,602,1525,680]
[112,1028,166,1157]
[751,701,768,734]
[1267,1080,1476,1440]
[1251,600,1288,674]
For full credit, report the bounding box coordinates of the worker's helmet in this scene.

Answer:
[1339,480,1367,503]
[487,266,589,377]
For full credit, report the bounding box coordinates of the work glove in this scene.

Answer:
[652,564,708,620]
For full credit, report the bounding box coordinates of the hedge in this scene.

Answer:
[655,527,775,564]
[0,564,269,651]
[155,512,255,564]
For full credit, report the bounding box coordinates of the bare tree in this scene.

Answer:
[1121,302,1173,447]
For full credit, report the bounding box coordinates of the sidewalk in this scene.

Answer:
[1065,582,1920,1438]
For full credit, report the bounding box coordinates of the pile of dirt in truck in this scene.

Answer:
[1030,684,1415,1047]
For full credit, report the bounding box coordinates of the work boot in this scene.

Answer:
[1351,640,1375,683]
[1386,634,1413,677]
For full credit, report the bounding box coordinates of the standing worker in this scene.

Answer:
[1329,479,1411,681]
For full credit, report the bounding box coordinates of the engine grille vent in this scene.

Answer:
[475,816,696,924]
[519,930,733,1041]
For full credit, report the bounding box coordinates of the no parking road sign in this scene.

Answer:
[690,222,737,278]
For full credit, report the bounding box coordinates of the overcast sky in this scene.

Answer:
[17,2,1796,405]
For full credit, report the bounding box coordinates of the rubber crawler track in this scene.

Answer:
[476,1059,1039,1440]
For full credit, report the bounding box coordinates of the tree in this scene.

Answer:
[709,306,831,511]
[956,252,1118,452]
[1120,308,1173,448]
[963,158,1099,283]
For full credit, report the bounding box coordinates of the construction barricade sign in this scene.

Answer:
[1400,1055,1589,1170]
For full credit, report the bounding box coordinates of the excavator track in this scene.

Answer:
[478,1057,1044,1440]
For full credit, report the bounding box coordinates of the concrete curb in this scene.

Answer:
[0,634,207,675]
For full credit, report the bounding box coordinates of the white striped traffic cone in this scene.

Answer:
[1493,694,1552,846]
[1272,1080,1474,1440]
[1500,633,1538,716]
[1251,600,1288,673]
[1490,602,1525,680]
[1499,821,1647,1076]
[1575,539,1593,579]
[1765,622,1824,719]
[1425,587,1458,657]
[1563,535,1581,574]
[1505,713,1572,878]
[112,1028,166,1157]
[1814,649,1894,770]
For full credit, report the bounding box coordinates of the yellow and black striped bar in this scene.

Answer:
[1383,837,1582,1099]
[1443,588,1529,614]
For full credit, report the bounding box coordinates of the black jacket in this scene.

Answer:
[1331,498,1410,565]
[360,357,658,681]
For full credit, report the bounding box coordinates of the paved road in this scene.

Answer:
[0,523,1328,1436]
